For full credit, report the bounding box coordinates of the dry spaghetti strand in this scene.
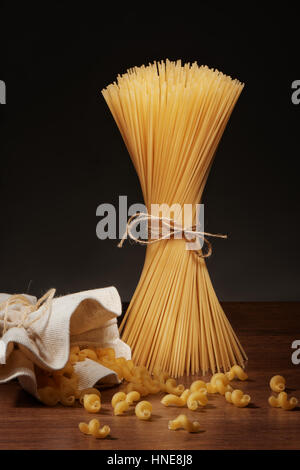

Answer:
[102,60,247,377]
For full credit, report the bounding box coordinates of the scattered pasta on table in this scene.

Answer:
[34,349,299,439]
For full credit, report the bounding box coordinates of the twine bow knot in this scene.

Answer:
[118,212,227,258]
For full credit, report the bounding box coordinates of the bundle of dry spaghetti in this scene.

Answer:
[102,59,247,377]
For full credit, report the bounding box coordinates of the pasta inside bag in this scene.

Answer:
[0,287,130,401]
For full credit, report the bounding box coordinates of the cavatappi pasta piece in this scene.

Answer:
[36,372,56,389]
[187,389,208,410]
[206,382,218,394]
[126,382,149,397]
[226,365,248,381]
[97,347,116,361]
[79,419,110,439]
[60,393,76,406]
[55,375,78,399]
[161,389,191,407]
[268,392,298,410]
[215,380,233,396]
[78,348,98,361]
[143,377,161,394]
[115,357,135,382]
[225,389,251,408]
[69,353,79,364]
[209,373,233,395]
[163,379,185,396]
[83,394,101,413]
[111,392,127,408]
[79,388,101,405]
[38,386,60,406]
[132,366,149,384]
[114,400,130,416]
[70,346,80,355]
[210,373,229,387]
[69,346,80,364]
[168,414,201,433]
[269,375,286,393]
[190,380,207,393]
[153,368,171,385]
[126,391,141,405]
[135,401,152,420]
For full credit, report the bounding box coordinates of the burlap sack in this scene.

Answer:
[0,287,130,400]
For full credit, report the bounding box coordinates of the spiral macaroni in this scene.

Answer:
[135,401,152,420]
[268,392,298,410]
[226,365,248,381]
[168,414,201,433]
[126,391,141,405]
[79,419,110,438]
[187,389,208,410]
[83,394,101,413]
[161,389,191,407]
[269,375,286,393]
[225,389,251,408]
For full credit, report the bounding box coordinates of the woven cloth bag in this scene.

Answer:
[0,287,130,400]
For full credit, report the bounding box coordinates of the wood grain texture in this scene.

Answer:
[0,302,299,450]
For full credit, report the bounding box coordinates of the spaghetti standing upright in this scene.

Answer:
[102,60,247,377]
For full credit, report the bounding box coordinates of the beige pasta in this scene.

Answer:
[153,368,170,384]
[187,389,208,410]
[83,394,101,413]
[132,366,149,383]
[143,377,161,394]
[126,382,149,397]
[161,389,191,407]
[135,401,152,420]
[78,348,98,361]
[79,419,110,439]
[269,375,286,393]
[103,60,246,377]
[225,389,251,408]
[208,373,232,395]
[163,379,185,396]
[226,365,248,381]
[190,380,207,393]
[79,388,101,405]
[168,414,201,433]
[38,386,60,406]
[153,366,171,384]
[206,382,218,394]
[114,400,130,416]
[126,391,141,405]
[111,392,127,408]
[59,393,76,407]
[268,392,298,410]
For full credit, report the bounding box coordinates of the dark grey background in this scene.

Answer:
[0,4,299,301]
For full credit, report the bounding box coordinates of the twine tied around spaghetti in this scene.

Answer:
[118,212,227,258]
[0,288,56,339]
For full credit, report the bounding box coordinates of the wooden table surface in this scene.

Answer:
[0,302,299,450]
